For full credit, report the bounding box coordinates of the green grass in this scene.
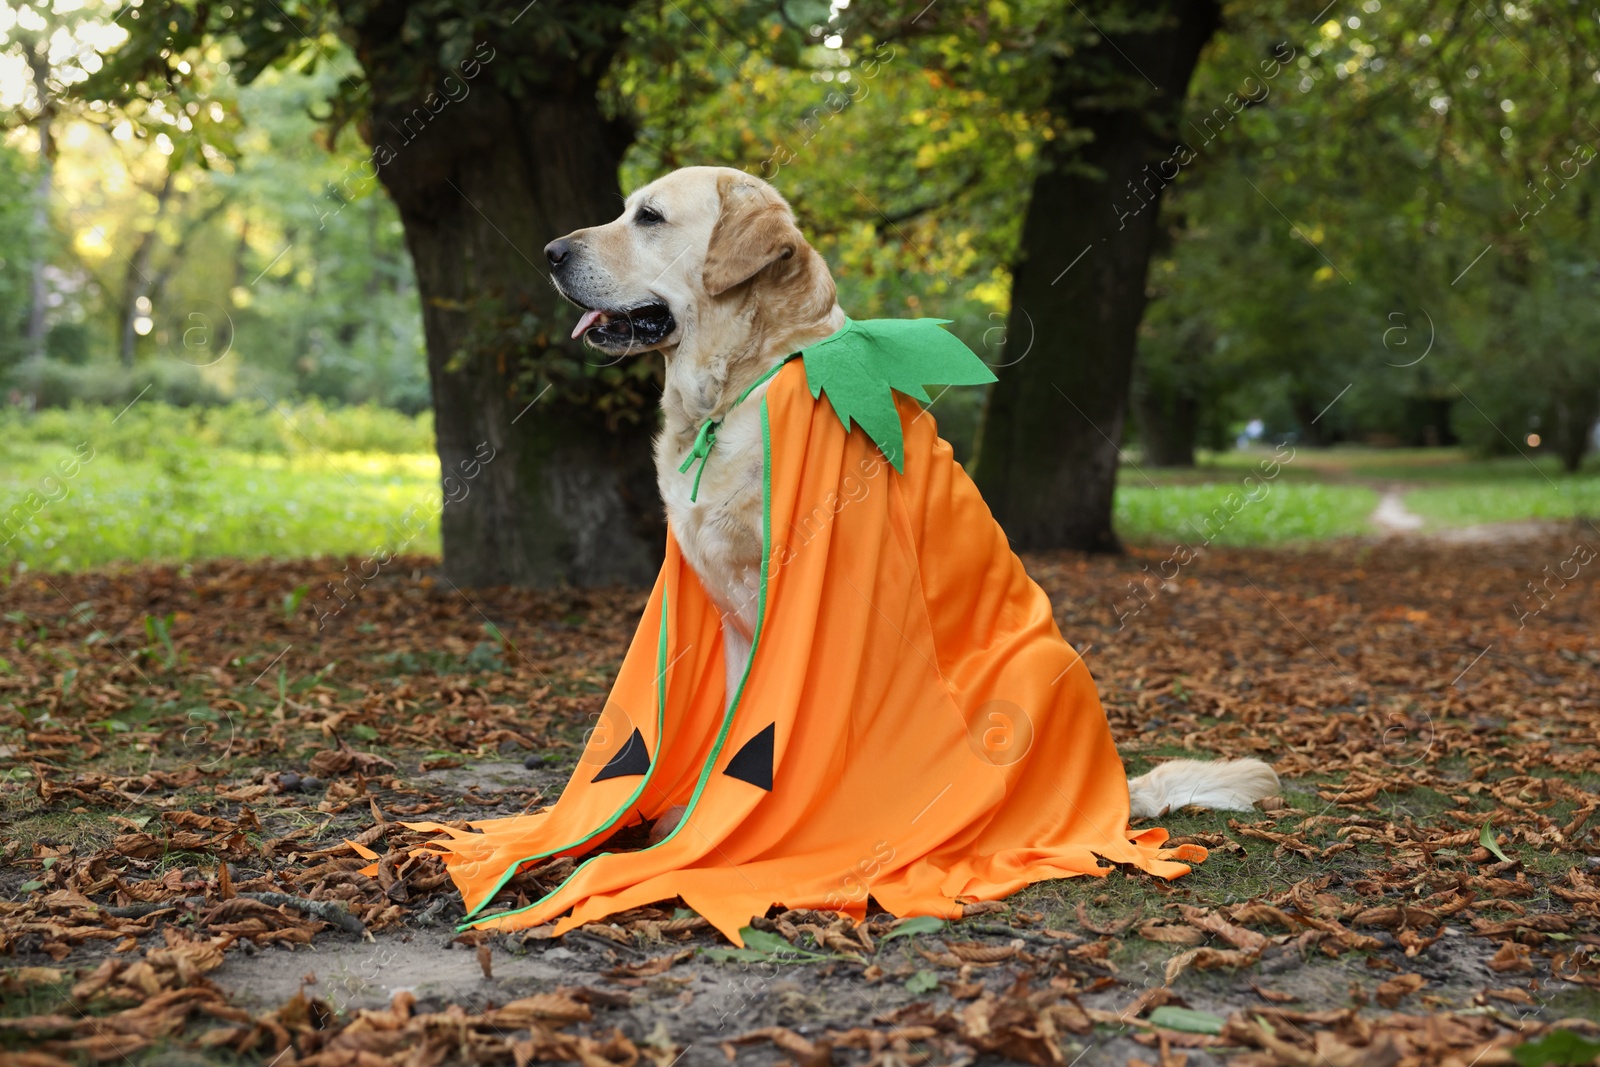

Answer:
[1,399,441,572]
[2,442,440,572]
[1139,445,1600,482]
[1114,481,1378,546]
[5,397,1597,572]
[1121,445,1600,539]
[1403,478,1600,527]
[12,438,1383,565]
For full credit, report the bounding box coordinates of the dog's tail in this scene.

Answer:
[1127,758,1280,818]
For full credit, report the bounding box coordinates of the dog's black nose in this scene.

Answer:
[545,239,571,268]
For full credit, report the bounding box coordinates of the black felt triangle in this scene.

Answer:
[591,727,650,782]
[723,722,775,791]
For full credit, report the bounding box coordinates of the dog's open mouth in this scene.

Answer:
[570,302,677,350]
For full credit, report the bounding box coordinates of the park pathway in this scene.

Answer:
[1370,488,1425,533]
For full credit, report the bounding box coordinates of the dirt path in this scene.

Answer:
[193,913,1527,1067]
[1368,485,1573,544]
[1370,489,1425,533]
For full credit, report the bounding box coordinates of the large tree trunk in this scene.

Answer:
[1133,382,1199,467]
[360,49,662,588]
[971,0,1220,551]
[1290,390,1332,447]
[1553,391,1598,474]
[23,40,54,363]
[118,168,175,367]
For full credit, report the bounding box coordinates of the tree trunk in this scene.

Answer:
[23,40,54,363]
[1553,392,1598,474]
[362,57,662,588]
[970,0,1220,552]
[118,168,175,367]
[1290,391,1332,447]
[1134,382,1199,467]
[216,218,248,357]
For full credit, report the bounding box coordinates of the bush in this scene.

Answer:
[5,357,229,409]
[271,397,435,454]
[0,397,435,460]
[45,322,93,366]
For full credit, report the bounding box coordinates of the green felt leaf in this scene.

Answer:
[904,970,941,994]
[801,318,996,472]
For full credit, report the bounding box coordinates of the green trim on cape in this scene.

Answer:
[457,590,673,928]
[459,393,780,931]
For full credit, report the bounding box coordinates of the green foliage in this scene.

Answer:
[2,15,428,412]
[1135,0,1600,467]
[0,398,432,458]
[216,64,430,411]
[877,915,945,942]
[1480,821,1514,864]
[8,357,229,409]
[45,322,93,365]
[1513,1031,1600,1067]
[141,612,179,670]
[50,0,630,419]
[249,398,436,455]
[701,925,858,964]
[282,584,310,621]
[81,0,637,135]
[616,2,1040,355]
[0,446,437,573]
[1453,241,1600,469]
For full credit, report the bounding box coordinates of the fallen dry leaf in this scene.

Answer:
[1374,972,1426,1008]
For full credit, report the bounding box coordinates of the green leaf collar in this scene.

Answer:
[799,317,997,472]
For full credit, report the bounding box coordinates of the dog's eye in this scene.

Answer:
[634,206,665,226]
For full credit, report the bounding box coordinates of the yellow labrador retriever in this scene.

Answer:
[544,165,1278,819]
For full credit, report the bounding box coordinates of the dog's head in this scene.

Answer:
[545,166,835,360]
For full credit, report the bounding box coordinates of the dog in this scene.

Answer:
[544,165,1278,821]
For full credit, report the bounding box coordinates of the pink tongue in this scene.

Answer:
[571,309,603,339]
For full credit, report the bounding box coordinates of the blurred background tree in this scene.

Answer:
[49,0,664,587]
[1135,0,1600,468]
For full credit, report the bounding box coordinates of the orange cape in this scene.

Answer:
[404,338,1203,944]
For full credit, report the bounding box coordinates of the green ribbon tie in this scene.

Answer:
[678,417,720,503]
[673,357,797,504]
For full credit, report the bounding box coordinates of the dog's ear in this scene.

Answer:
[702,174,805,297]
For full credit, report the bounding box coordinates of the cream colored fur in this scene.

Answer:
[1126,758,1280,818]
[548,165,1279,824]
